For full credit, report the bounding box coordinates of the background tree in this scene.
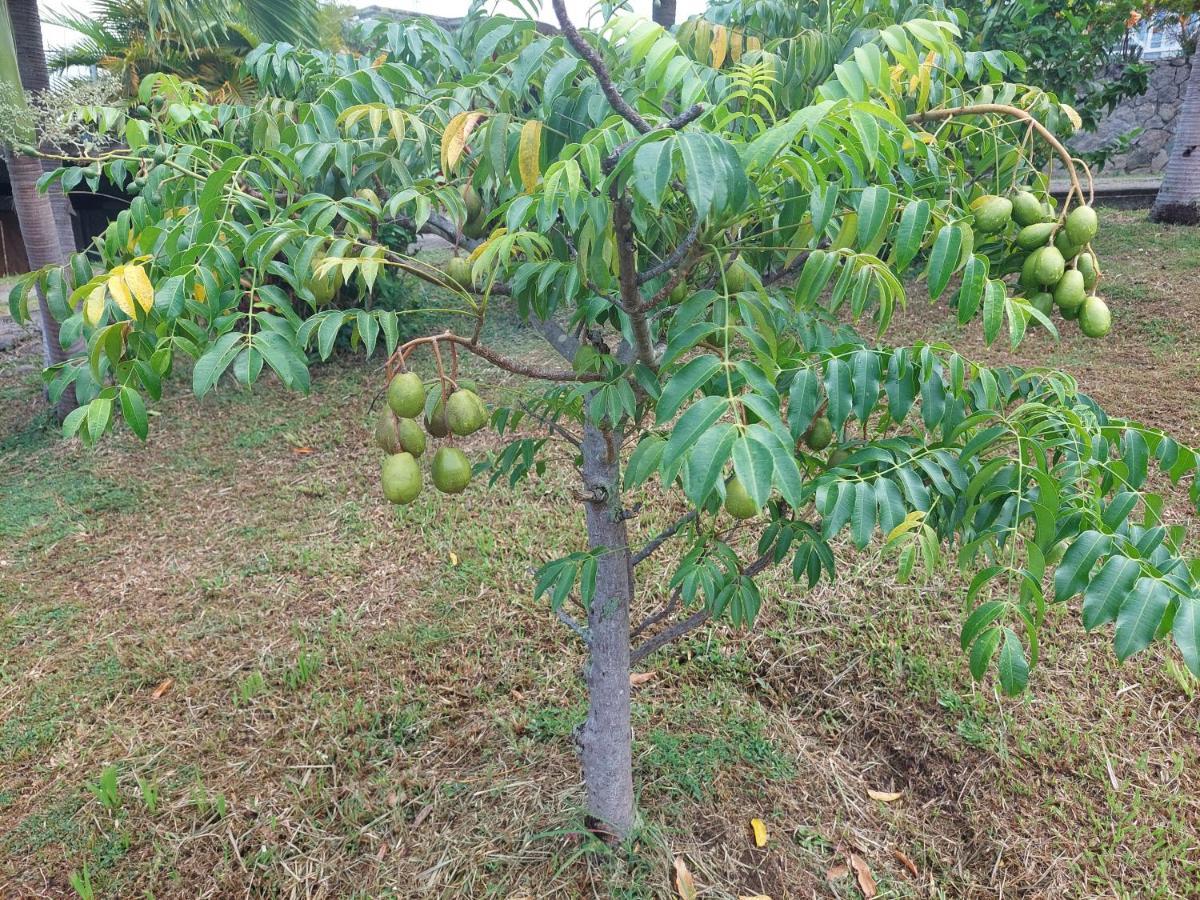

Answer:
[1149,4,1200,223]
[1,1,77,420]
[12,2,1200,841]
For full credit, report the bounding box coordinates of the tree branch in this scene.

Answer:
[556,608,590,645]
[612,194,660,368]
[403,331,598,382]
[631,586,681,639]
[637,213,704,286]
[629,549,774,664]
[632,510,698,567]
[907,103,1085,206]
[761,249,813,287]
[550,0,652,135]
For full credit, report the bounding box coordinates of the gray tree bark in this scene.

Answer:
[7,0,79,255]
[578,419,636,840]
[1150,54,1200,225]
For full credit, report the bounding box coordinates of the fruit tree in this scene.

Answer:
[10,1,1200,840]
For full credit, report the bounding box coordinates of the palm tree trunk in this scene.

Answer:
[6,0,79,255]
[652,0,677,28]
[1150,54,1200,225]
[2,0,76,420]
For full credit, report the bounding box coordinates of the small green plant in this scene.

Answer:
[283,650,321,690]
[134,773,159,813]
[88,765,120,811]
[67,864,95,900]
[235,670,267,705]
[191,781,228,819]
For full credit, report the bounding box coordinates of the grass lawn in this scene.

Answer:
[2,211,1200,898]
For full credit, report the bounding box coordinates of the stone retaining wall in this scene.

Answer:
[1070,57,1191,175]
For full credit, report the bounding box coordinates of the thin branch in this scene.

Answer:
[399,331,598,382]
[761,249,813,287]
[601,103,706,173]
[907,103,1086,207]
[556,608,590,645]
[637,213,704,286]
[629,549,774,664]
[632,510,698,567]
[520,401,582,448]
[612,194,660,368]
[550,0,652,134]
[631,586,681,639]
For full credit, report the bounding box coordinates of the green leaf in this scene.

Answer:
[997,628,1030,695]
[969,626,1001,679]
[787,368,820,439]
[1053,530,1110,602]
[822,482,854,538]
[850,348,881,423]
[824,357,851,431]
[192,332,244,398]
[1081,555,1140,631]
[732,432,774,508]
[625,434,666,489]
[927,223,964,300]
[855,185,891,252]
[119,386,148,440]
[961,601,1007,652]
[850,480,877,549]
[957,254,988,325]
[684,422,736,504]
[661,395,728,478]
[891,200,929,270]
[632,138,673,209]
[1173,598,1200,677]
[1114,577,1173,661]
[656,355,722,424]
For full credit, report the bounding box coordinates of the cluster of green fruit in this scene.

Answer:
[375,371,488,505]
[972,191,1110,338]
[462,185,488,240]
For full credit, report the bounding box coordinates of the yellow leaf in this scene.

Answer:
[730,28,744,63]
[673,857,697,900]
[83,286,106,326]
[518,119,543,193]
[886,509,925,543]
[107,268,137,318]
[745,35,761,53]
[123,264,154,313]
[710,24,728,69]
[1061,103,1082,132]
[449,551,459,566]
[192,282,206,302]
[868,789,902,803]
[467,228,505,264]
[750,817,768,847]
[371,52,387,68]
[441,110,485,175]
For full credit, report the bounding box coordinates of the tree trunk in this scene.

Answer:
[652,0,677,29]
[578,420,636,840]
[2,2,76,420]
[1150,54,1200,225]
[7,0,79,255]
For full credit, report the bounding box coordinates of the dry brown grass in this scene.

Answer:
[2,212,1200,898]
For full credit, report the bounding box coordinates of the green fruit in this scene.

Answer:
[804,416,834,451]
[669,282,688,304]
[1019,253,1041,291]
[381,452,422,505]
[1011,190,1046,227]
[1033,246,1066,286]
[134,104,151,118]
[1065,205,1099,247]
[431,447,472,493]
[462,184,482,221]
[971,195,1012,234]
[723,476,759,520]
[1053,228,1081,261]
[1030,292,1054,316]
[425,399,450,438]
[1052,269,1086,312]
[395,417,426,457]
[375,408,403,454]
[1015,222,1055,250]
[1078,295,1111,338]
[1045,539,1068,566]
[387,371,425,419]
[828,448,852,467]
[152,147,168,164]
[1060,303,1080,321]
[446,257,472,287]
[1077,251,1099,291]
[306,252,342,304]
[463,214,488,239]
[724,258,755,293]
[446,389,488,436]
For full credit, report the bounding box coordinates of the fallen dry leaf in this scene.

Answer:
[151,678,174,699]
[827,863,850,880]
[850,853,877,899]
[749,817,768,847]
[868,788,903,802]
[673,857,698,900]
[291,446,314,455]
[629,671,656,686]
[893,848,919,878]
[449,551,459,566]
[738,896,772,900]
